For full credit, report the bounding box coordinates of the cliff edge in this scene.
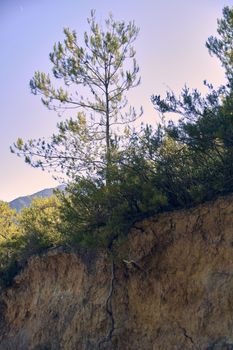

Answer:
[1,195,233,349]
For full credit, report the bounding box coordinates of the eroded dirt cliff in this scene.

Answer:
[1,195,233,349]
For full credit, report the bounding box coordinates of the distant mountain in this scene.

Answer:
[9,185,66,211]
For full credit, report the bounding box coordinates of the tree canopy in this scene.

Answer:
[12,11,141,181]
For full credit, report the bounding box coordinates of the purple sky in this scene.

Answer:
[0,0,231,201]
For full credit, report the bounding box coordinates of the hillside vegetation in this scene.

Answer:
[0,6,233,287]
[1,195,233,349]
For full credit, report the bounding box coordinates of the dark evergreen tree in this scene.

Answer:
[150,6,233,202]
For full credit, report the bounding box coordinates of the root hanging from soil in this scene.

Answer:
[98,260,116,349]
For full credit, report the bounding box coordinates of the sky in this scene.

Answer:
[0,0,232,202]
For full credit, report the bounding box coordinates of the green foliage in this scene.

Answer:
[12,11,141,180]
[0,201,18,241]
[206,6,233,83]
[18,196,62,255]
[0,197,62,289]
[59,162,167,250]
[0,202,19,264]
[150,6,233,207]
[0,202,22,288]
[1,7,233,277]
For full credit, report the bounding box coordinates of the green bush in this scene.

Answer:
[0,197,62,288]
[59,161,168,250]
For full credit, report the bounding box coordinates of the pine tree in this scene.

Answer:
[12,11,141,182]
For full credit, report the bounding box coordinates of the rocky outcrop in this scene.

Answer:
[1,195,233,349]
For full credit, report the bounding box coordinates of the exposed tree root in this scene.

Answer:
[98,260,116,349]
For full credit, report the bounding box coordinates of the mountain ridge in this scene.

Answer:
[9,185,65,211]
